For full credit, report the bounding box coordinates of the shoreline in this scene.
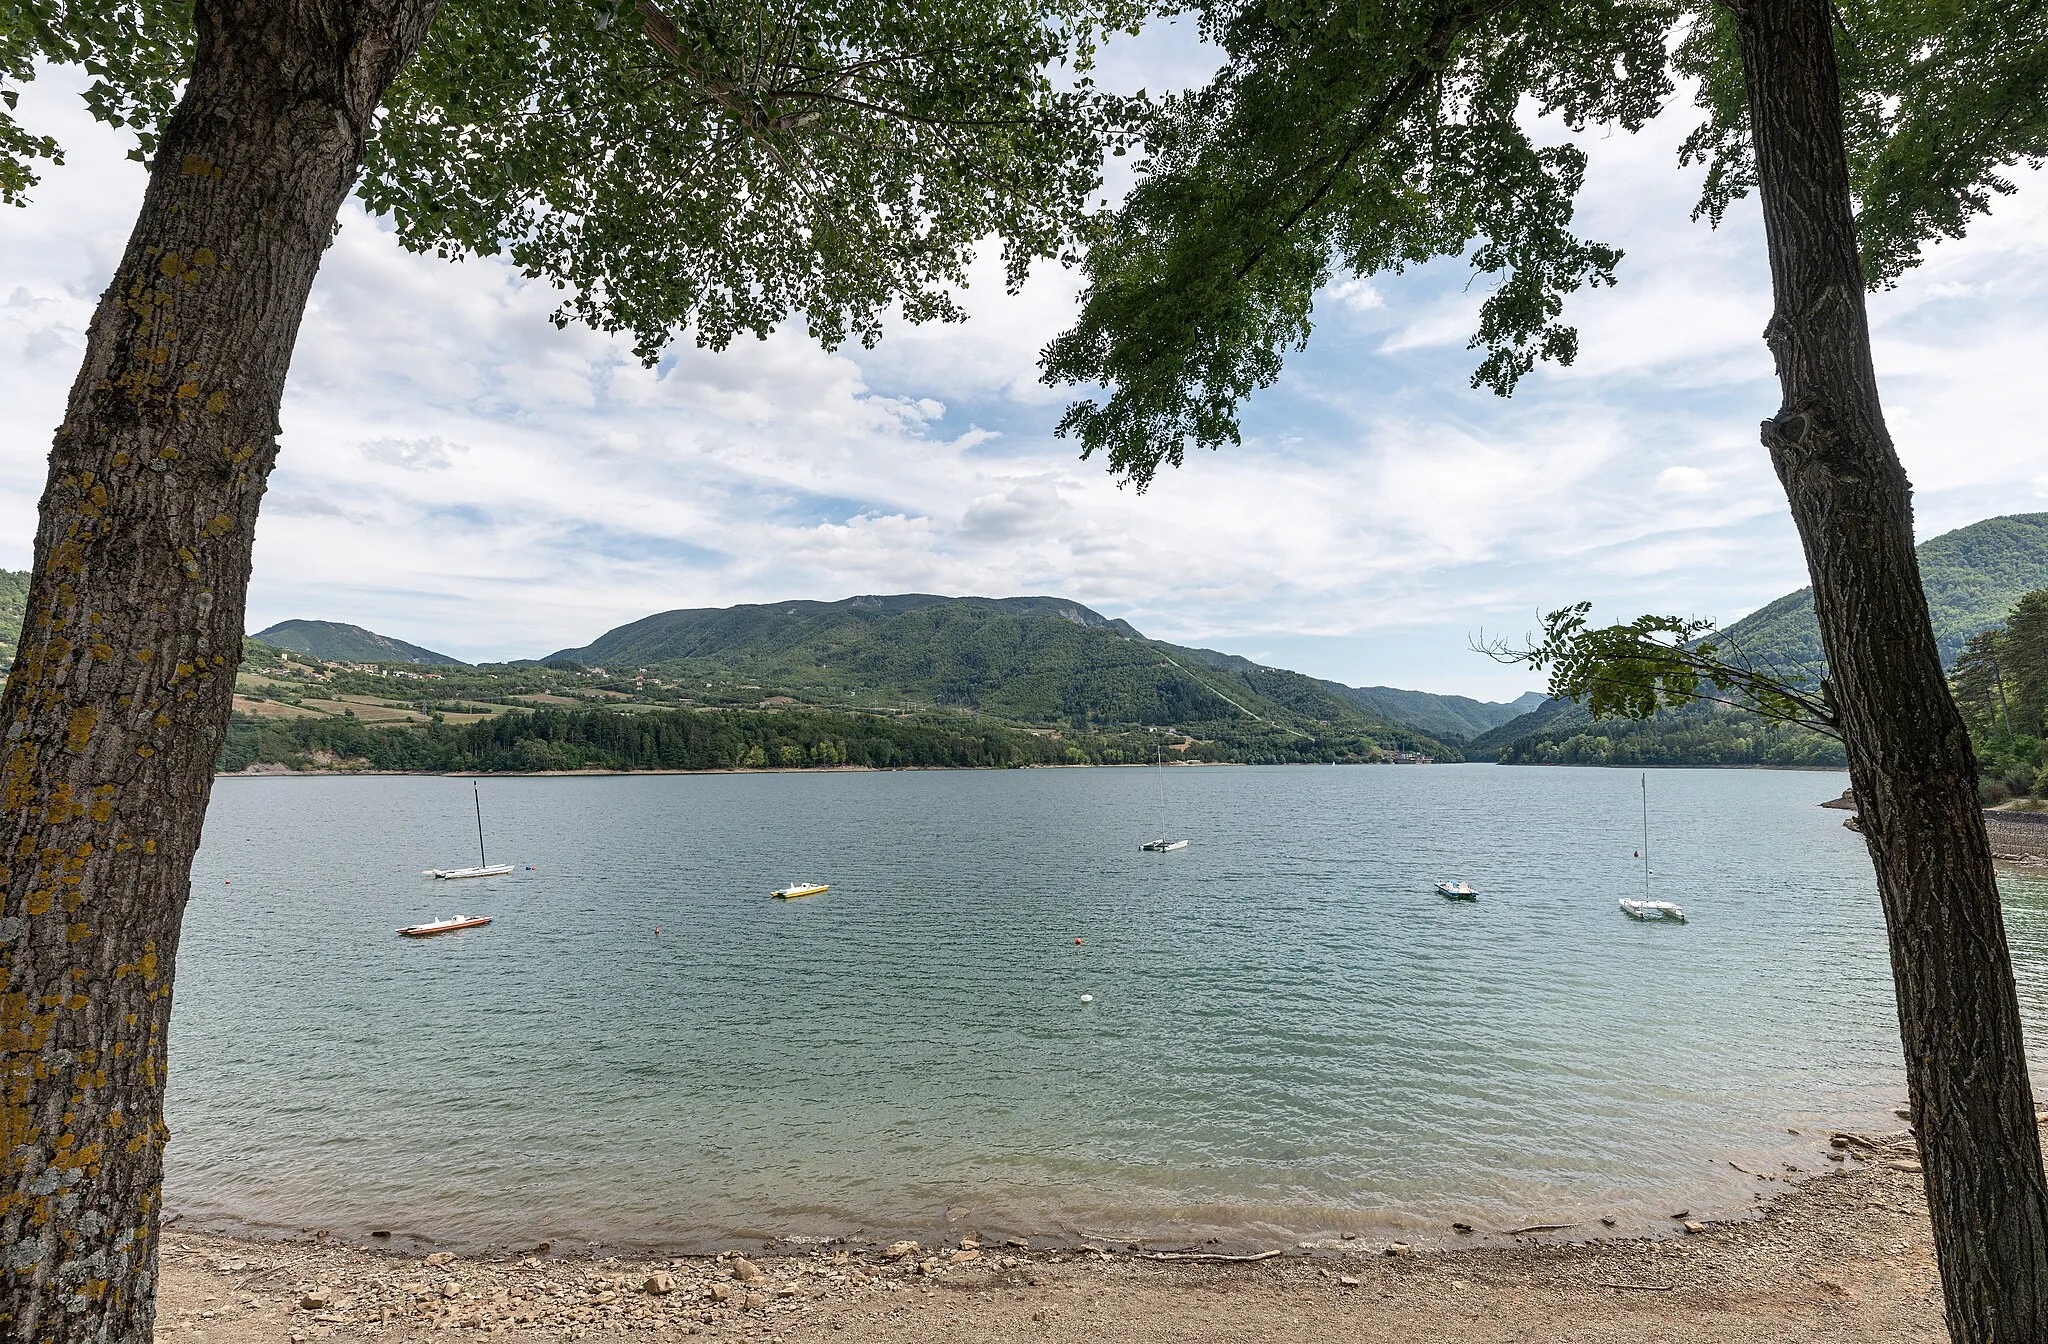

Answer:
[156,1123,1950,1343]
[211,760,1853,780]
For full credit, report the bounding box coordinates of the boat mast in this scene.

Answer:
[1157,737,1167,838]
[474,781,487,867]
[1640,772,1650,899]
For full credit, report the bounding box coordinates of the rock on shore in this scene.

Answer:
[149,1124,1968,1343]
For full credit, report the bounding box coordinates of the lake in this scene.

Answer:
[163,763,2048,1252]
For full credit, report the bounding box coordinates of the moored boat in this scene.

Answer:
[1141,838,1189,852]
[398,914,492,937]
[1622,774,1687,924]
[426,864,516,880]
[774,882,829,899]
[1435,880,1477,900]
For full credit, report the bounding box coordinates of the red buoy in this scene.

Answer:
[1075,938,1084,945]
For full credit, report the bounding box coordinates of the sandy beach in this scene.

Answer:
[155,1124,1954,1344]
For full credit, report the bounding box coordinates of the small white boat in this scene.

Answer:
[773,882,829,899]
[427,782,516,880]
[1435,880,1477,900]
[1623,775,1687,924]
[1140,740,1190,853]
[398,914,492,937]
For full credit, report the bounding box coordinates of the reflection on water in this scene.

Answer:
[164,764,2010,1251]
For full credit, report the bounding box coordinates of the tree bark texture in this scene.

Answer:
[0,4,438,1341]
[1725,0,2048,1335]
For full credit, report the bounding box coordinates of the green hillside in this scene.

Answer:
[1329,685,1546,741]
[1473,512,2048,765]
[0,568,26,667]
[253,619,465,666]
[544,594,1452,757]
[1716,512,2048,674]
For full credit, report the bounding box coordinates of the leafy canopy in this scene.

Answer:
[1678,0,2048,286]
[1039,0,1676,487]
[1040,0,2048,487]
[2,0,1143,357]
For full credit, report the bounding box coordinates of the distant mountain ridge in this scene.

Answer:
[234,595,1539,754]
[1330,686,1547,741]
[1471,512,2048,764]
[544,593,1536,750]
[252,619,464,666]
[545,594,1144,667]
[1711,512,2048,673]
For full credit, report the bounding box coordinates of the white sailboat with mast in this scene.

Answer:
[1140,737,1189,852]
[1620,772,1685,922]
[426,781,516,880]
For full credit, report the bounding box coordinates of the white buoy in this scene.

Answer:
[1080,993,1094,1003]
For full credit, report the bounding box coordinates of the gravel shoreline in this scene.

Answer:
[155,1124,1960,1343]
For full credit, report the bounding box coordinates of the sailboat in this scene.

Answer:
[1620,772,1685,922]
[425,781,516,880]
[1140,737,1190,852]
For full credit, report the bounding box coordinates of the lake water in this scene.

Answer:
[164,764,2048,1253]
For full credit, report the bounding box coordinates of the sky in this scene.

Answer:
[3,42,2046,701]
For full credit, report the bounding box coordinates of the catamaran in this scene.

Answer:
[1140,738,1190,853]
[425,781,515,880]
[1620,772,1686,922]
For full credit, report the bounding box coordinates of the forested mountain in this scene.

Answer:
[1329,686,1547,740]
[227,594,1462,769]
[1472,513,2048,766]
[543,594,1449,753]
[253,619,464,666]
[1712,512,2048,675]
[546,594,1142,666]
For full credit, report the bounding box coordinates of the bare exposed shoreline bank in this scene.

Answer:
[157,1125,1952,1343]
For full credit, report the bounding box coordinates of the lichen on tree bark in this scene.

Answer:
[0,5,439,1341]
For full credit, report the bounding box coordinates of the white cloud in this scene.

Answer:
[360,437,469,471]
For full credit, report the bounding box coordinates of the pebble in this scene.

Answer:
[424,1252,457,1267]
[1338,1275,1361,1287]
[882,1241,920,1261]
[299,1290,332,1310]
[642,1272,674,1295]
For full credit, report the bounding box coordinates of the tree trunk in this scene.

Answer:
[1724,0,2048,1334]
[0,4,437,1341]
